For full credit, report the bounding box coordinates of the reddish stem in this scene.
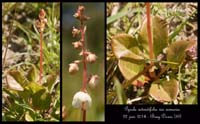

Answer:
[39,32,43,84]
[80,21,87,121]
[146,2,154,61]
[83,109,86,122]
[81,22,87,92]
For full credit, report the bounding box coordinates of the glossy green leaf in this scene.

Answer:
[32,89,51,110]
[112,34,144,60]
[111,34,145,84]
[27,66,39,82]
[149,78,179,102]
[166,40,196,69]
[138,16,168,58]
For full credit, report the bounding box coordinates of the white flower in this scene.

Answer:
[86,53,97,63]
[72,91,92,110]
[72,41,82,49]
[89,75,99,88]
[69,63,79,74]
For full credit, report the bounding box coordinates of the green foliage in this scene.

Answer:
[107,3,197,105]
[2,3,60,121]
[149,78,179,102]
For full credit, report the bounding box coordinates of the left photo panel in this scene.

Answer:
[2,3,60,121]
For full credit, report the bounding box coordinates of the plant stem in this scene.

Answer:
[146,2,154,62]
[40,32,43,84]
[80,21,87,121]
[82,108,86,122]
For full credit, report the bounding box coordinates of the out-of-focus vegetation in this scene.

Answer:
[107,3,197,105]
[62,3,105,121]
[2,3,60,121]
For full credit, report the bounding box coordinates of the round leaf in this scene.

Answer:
[111,33,144,61]
[166,40,196,69]
[138,16,168,57]
[111,34,146,85]
[149,78,179,102]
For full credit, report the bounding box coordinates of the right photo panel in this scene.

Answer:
[106,2,197,105]
[62,3,105,122]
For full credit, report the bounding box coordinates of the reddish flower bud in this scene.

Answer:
[72,26,80,37]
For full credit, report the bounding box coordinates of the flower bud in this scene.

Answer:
[69,63,79,74]
[72,26,80,37]
[72,41,82,49]
[78,5,85,13]
[39,9,46,20]
[86,53,97,63]
[72,91,92,110]
[89,75,99,88]
[74,60,81,64]
[73,12,80,18]
[43,18,48,24]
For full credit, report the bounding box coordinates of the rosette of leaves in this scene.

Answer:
[111,16,196,103]
[4,64,59,121]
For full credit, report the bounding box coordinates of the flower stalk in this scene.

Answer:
[36,9,47,84]
[146,2,154,63]
[70,5,99,121]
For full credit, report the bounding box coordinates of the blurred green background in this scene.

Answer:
[62,3,105,121]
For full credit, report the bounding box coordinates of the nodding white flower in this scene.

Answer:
[69,63,79,74]
[86,53,97,63]
[72,41,82,49]
[72,91,92,110]
[89,75,99,88]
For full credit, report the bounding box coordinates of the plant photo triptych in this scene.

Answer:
[1,2,198,122]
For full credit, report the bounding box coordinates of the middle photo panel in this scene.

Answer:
[62,3,105,122]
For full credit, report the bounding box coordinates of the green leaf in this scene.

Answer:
[111,34,145,84]
[25,82,45,94]
[25,111,34,121]
[138,16,168,58]
[112,34,145,62]
[183,94,197,104]
[8,70,27,87]
[113,76,126,104]
[166,40,196,69]
[27,66,39,82]
[107,3,132,25]
[168,20,187,43]
[149,78,179,102]
[6,75,24,91]
[45,74,57,93]
[32,89,51,110]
